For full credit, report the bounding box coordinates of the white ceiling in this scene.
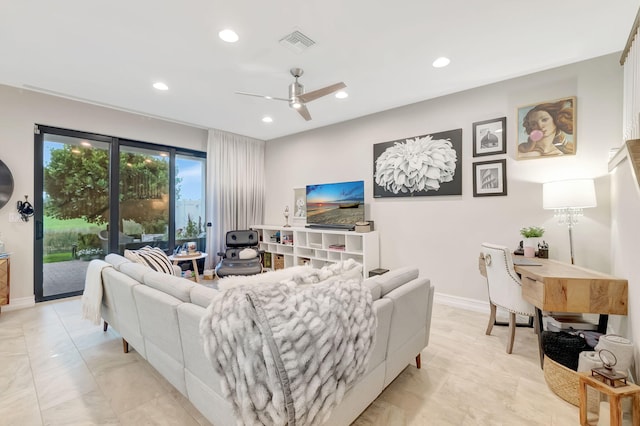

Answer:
[1,1,638,141]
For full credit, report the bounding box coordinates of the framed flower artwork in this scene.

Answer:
[373,129,462,197]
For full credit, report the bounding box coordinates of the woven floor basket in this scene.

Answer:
[544,356,580,406]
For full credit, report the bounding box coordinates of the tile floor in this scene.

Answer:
[0,299,578,425]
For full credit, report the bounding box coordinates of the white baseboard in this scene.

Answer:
[1,296,36,312]
[434,292,489,313]
[434,292,531,323]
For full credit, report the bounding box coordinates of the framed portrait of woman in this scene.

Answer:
[516,96,576,160]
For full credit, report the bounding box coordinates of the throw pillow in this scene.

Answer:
[124,246,176,275]
[238,248,258,260]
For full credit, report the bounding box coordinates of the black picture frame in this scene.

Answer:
[473,159,507,197]
[373,128,462,198]
[472,117,506,157]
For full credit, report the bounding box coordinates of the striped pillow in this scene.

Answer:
[124,246,176,275]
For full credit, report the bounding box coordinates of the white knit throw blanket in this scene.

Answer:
[200,275,376,426]
[81,259,112,325]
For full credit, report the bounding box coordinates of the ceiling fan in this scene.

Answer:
[235,67,346,121]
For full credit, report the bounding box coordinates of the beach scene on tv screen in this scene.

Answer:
[306,180,364,225]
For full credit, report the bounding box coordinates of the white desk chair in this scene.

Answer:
[479,243,537,354]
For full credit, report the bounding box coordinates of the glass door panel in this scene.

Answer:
[175,155,206,252]
[118,146,170,252]
[40,133,110,299]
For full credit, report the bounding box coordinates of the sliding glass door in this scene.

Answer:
[36,129,113,300]
[118,145,171,252]
[34,125,205,302]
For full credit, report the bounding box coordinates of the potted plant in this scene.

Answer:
[520,226,545,258]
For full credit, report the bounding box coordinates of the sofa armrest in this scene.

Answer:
[382,277,434,385]
[376,267,419,297]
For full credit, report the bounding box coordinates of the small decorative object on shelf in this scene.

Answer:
[591,350,627,387]
[283,206,291,228]
[520,226,545,258]
[579,350,640,426]
[537,240,549,258]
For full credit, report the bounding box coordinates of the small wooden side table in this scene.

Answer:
[579,372,640,426]
[0,256,9,314]
[168,252,208,283]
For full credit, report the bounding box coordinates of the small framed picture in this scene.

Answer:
[516,96,576,159]
[473,159,507,197]
[473,117,506,157]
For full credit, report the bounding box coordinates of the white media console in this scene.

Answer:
[251,225,380,278]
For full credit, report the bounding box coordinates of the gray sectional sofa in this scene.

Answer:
[99,253,435,425]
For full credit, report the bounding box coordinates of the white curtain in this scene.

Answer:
[205,129,265,268]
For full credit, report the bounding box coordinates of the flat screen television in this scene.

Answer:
[306,180,365,230]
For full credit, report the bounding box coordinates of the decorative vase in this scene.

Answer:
[523,238,537,258]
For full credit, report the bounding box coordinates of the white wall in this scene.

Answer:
[0,85,207,307]
[264,53,623,307]
[610,154,640,380]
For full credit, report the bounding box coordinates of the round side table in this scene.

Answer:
[168,252,208,283]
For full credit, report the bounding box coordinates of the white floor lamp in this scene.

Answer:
[542,179,597,265]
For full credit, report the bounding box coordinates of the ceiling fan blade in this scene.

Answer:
[298,82,346,103]
[296,104,312,121]
[235,91,289,102]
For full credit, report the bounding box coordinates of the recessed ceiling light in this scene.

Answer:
[219,29,239,43]
[432,57,451,68]
[335,91,348,99]
[262,116,273,123]
[153,82,169,91]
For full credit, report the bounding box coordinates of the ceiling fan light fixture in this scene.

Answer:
[153,82,169,91]
[291,101,302,109]
[432,57,451,68]
[335,91,348,99]
[219,29,239,43]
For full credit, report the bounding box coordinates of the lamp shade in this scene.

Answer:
[542,179,597,209]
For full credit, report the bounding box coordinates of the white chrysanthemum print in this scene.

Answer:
[375,135,457,194]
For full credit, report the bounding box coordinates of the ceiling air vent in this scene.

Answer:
[279,30,315,54]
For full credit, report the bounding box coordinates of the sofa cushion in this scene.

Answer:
[105,253,131,271]
[125,246,176,275]
[376,267,419,297]
[190,285,219,308]
[143,270,195,302]
[119,261,153,283]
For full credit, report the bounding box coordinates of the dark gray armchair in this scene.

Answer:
[215,230,263,278]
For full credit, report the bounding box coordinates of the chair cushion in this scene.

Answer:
[238,248,258,259]
[125,246,176,275]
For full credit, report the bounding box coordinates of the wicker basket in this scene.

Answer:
[544,356,580,406]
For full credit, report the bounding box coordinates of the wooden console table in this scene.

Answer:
[514,257,628,367]
[0,257,9,313]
